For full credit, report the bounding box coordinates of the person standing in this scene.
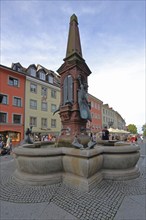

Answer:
[0,135,4,154]
[102,126,109,140]
[6,135,11,149]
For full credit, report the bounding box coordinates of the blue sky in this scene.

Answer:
[1,0,145,131]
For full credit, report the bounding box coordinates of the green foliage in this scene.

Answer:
[127,124,137,134]
[142,124,146,137]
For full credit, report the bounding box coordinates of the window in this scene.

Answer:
[51,104,56,113]
[48,75,53,84]
[51,89,56,99]
[30,68,36,77]
[41,102,47,111]
[27,67,36,77]
[30,117,37,127]
[8,76,19,87]
[98,104,100,110]
[97,114,100,119]
[41,118,47,128]
[103,116,105,122]
[51,119,56,128]
[0,112,7,123]
[13,97,22,107]
[41,87,47,96]
[1,95,8,105]
[39,71,46,81]
[12,64,22,72]
[13,114,21,124]
[30,99,37,109]
[17,67,21,72]
[30,83,37,93]
[63,75,73,105]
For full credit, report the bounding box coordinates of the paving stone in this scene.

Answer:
[0,154,146,220]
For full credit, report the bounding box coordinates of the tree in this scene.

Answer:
[127,124,137,134]
[142,124,146,137]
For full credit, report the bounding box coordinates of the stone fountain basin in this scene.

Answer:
[13,143,140,191]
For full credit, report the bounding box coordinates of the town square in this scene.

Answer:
[0,1,145,220]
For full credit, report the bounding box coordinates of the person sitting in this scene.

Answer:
[0,135,12,155]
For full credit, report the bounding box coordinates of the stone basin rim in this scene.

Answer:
[13,144,140,157]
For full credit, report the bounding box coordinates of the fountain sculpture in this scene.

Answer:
[13,14,140,192]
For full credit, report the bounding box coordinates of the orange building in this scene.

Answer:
[0,64,26,146]
[87,94,103,134]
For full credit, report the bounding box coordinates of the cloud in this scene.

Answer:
[88,49,145,126]
[1,0,145,129]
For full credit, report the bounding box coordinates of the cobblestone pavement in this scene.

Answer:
[0,143,146,220]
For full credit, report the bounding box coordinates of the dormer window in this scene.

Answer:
[27,66,36,77]
[48,75,53,84]
[12,63,23,72]
[30,68,36,77]
[39,71,46,81]
[17,67,21,72]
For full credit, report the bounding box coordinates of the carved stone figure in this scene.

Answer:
[78,75,92,121]
[25,127,33,144]
[87,140,96,149]
[72,136,84,149]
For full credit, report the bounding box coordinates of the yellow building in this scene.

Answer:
[23,64,61,139]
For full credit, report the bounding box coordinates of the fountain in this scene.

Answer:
[13,14,140,192]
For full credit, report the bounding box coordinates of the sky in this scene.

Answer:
[1,0,145,132]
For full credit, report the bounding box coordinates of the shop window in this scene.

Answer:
[8,132,21,142]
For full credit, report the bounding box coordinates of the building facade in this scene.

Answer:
[11,63,61,140]
[87,94,103,133]
[0,64,25,145]
[0,62,127,145]
[102,104,126,129]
